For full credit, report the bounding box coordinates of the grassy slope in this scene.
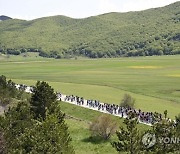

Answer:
[0,2,179,54]
[60,101,148,154]
[0,55,179,118]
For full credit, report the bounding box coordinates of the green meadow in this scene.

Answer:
[0,54,180,118]
[1,53,180,153]
[60,101,149,154]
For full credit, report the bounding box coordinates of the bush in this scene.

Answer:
[120,94,135,108]
[89,114,117,140]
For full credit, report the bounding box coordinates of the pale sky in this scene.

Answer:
[0,0,179,20]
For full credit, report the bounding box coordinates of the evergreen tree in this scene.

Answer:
[0,100,74,153]
[164,110,168,119]
[0,131,6,154]
[175,114,180,136]
[0,75,17,105]
[151,119,177,153]
[10,104,74,154]
[30,81,57,119]
[0,101,33,152]
[112,113,141,154]
[146,111,180,153]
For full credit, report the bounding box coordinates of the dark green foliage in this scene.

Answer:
[112,113,141,154]
[141,111,180,154]
[6,49,21,55]
[0,101,74,154]
[30,81,57,119]
[0,79,74,154]
[151,120,179,153]
[0,131,6,154]
[0,2,179,58]
[0,75,17,105]
[0,102,33,153]
[175,114,180,137]
[112,112,180,154]
[0,75,28,105]
[149,111,180,153]
[16,108,74,154]
[164,110,168,119]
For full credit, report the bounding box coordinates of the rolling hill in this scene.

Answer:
[0,2,179,58]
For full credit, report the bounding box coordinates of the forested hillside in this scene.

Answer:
[0,2,179,58]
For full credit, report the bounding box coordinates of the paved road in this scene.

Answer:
[16,84,152,126]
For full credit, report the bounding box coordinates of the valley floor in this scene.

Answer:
[0,54,180,118]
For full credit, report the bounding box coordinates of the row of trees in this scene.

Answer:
[2,47,179,59]
[0,80,74,153]
[65,45,180,58]
[0,47,63,59]
[1,33,179,59]
[0,47,42,56]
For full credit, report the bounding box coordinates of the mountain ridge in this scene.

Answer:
[0,1,179,58]
[0,15,12,21]
[4,1,179,21]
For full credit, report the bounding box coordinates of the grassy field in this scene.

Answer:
[1,54,179,153]
[61,101,119,154]
[60,101,149,154]
[0,54,180,118]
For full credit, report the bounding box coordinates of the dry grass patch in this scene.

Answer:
[128,66,162,69]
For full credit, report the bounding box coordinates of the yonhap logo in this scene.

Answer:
[159,137,180,144]
[142,133,156,149]
[142,133,180,149]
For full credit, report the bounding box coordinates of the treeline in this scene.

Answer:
[1,39,180,59]
[64,32,180,58]
[0,47,63,59]
[1,32,179,59]
[0,48,40,56]
[64,45,180,58]
[65,44,180,59]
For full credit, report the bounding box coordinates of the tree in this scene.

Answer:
[30,81,57,119]
[112,113,141,154]
[89,114,117,140]
[0,75,17,105]
[151,119,178,153]
[12,103,74,154]
[145,111,180,153]
[0,75,8,104]
[175,114,180,136]
[0,101,74,154]
[164,110,168,119]
[0,131,6,154]
[0,101,33,152]
[120,94,135,108]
